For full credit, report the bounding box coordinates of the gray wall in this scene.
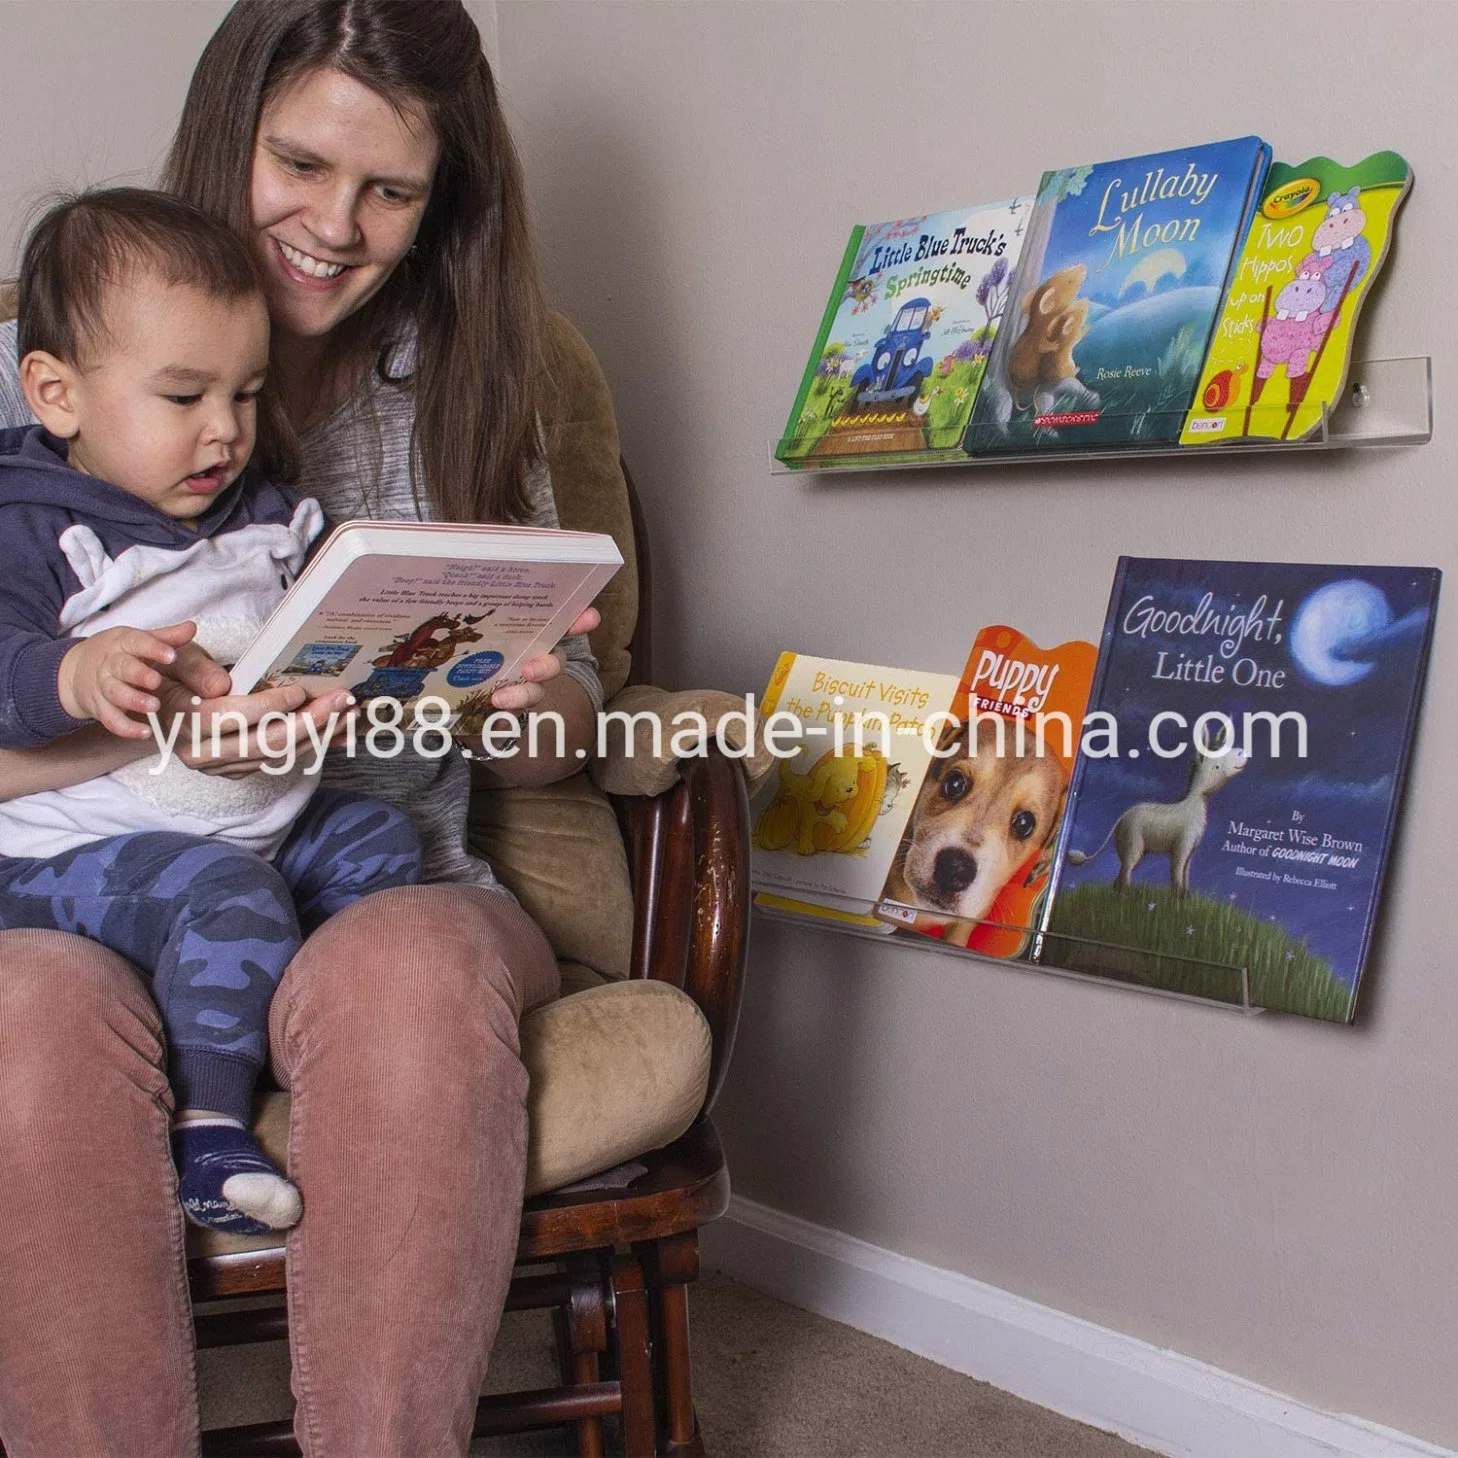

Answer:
[1,0,1453,1445]
[0,0,499,269]
[494,1,1458,1446]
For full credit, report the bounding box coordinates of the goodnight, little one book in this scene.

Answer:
[1038,558,1439,1021]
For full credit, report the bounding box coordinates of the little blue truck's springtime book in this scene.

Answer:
[1180,152,1412,446]
[1037,557,1439,1021]
[776,199,1033,469]
[966,137,1270,453]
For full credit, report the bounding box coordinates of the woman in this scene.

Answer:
[0,3,602,1452]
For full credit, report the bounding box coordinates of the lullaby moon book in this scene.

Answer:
[965,136,1271,453]
[228,521,622,734]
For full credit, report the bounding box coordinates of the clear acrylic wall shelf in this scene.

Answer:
[769,355,1432,473]
[753,899,1264,1014]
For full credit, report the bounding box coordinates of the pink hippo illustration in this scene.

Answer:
[1256,269,1329,384]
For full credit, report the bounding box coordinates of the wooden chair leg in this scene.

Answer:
[610,1253,657,1458]
[641,1232,705,1457]
[553,1252,609,1458]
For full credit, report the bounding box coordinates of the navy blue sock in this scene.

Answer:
[172,1118,303,1235]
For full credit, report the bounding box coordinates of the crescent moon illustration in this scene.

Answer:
[1289,580,1392,686]
[1118,247,1187,299]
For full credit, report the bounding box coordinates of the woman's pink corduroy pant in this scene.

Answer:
[0,882,559,1458]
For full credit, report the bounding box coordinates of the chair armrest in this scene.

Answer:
[589,682,774,800]
[614,747,750,1115]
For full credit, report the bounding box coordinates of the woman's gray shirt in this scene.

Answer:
[0,319,603,893]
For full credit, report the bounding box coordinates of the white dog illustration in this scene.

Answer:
[1067,731,1248,894]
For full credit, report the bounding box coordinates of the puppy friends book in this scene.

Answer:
[750,653,961,920]
[776,199,1034,470]
[228,521,622,740]
[1038,558,1439,1022]
[1180,153,1412,445]
[965,138,1270,453]
[875,626,1097,958]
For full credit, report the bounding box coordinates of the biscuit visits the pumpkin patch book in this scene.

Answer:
[750,653,961,921]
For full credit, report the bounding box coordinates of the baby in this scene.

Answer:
[0,189,424,1234]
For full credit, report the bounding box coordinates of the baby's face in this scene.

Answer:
[64,274,270,518]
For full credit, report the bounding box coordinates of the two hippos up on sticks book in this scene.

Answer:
[1181,152,1412,444]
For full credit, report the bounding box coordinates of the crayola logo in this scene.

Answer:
[1262,178,1322,220]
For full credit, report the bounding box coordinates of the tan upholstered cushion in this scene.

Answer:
[557,959,608,997]
[186,978,711,1257]
[521,979,710,1197]
[466,769,633,982]
[541,311,637,704]
[592,683,777,799]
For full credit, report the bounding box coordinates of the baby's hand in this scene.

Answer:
[57,621,202,740]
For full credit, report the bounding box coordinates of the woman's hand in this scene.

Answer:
[154,675,357,778]
[487,607,599,713]
[471,607,599,789]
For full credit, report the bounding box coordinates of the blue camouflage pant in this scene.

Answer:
[0,790,423,1121]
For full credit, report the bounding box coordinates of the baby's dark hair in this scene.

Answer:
[17,186,262,365]
[16,186,298,480]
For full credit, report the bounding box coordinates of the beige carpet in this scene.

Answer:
[198,1273,1155,1457]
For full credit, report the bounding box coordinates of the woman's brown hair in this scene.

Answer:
[160,0,546,524]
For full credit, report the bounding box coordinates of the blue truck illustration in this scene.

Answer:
[850,296,934,410]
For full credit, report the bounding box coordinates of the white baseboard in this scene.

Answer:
[700,1196,1454,1458]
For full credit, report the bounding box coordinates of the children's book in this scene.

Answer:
[749,653,961,919]
[965,138,1271,453]
[776,199,1034,469]
[874,625,1097,958]
[1180,153,1413,445]
[228,520,622,739]
[1036,557,1439,1021]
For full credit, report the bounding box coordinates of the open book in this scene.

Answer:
[228,520,622,736]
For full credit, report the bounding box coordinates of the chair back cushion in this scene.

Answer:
[541,312,638,702]
[466,314,642,981]
[466,769,633,980]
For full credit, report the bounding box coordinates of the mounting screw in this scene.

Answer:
[1351,382,1371,408]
